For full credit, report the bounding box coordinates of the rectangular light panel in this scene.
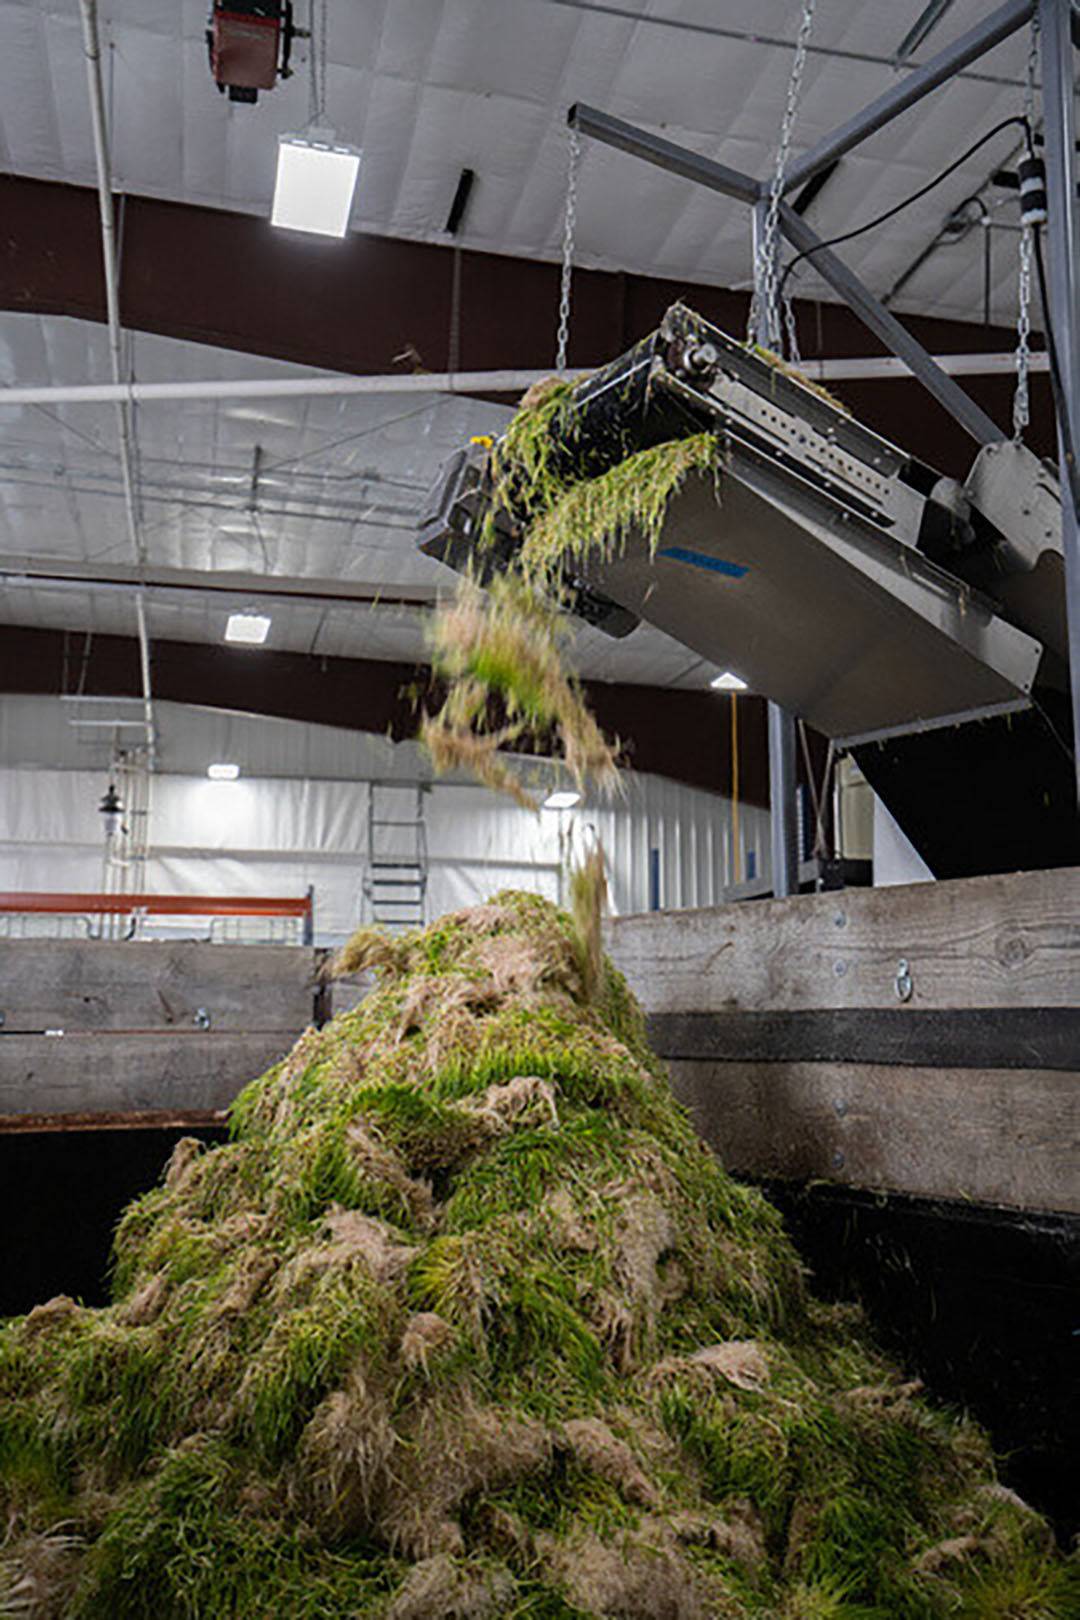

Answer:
[207,762,241,781]
[271,136,361,238]
[225,612,271,645]
[543,790,582,810]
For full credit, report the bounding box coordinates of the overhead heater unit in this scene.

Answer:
[418,305,1077,879]
[207,0,296,103]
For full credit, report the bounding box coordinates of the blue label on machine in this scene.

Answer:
[658,545,749,579]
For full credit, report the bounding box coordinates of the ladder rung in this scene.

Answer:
[371,818,423,828]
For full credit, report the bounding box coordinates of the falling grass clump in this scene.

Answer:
[421,366,719,806]
[2,893,1077,1617]
[422,575,621,810]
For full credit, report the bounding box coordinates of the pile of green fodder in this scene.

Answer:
[2,894,1076,1618]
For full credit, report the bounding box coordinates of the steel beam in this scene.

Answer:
[768,703,800,898]
[569,104,761,205]
[777,203,1005,445]
[784,0,1035,196]
[1038,0,1080,805]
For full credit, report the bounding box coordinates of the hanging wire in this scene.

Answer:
[556,122,581,374]
[1013,14,1039,442]
[749,0,816,352]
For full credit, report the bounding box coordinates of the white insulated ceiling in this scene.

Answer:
[0,311,721,687]
[0,0,1044,323]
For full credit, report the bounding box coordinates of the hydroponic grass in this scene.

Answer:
[2,892,1076,1616]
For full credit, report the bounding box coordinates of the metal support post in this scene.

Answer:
[1038,0,1080,805]
[768,702,800,898]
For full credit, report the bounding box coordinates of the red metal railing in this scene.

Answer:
[0,892,310,917]
[0,890,315,943]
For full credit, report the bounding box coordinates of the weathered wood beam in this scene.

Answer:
[0,939,315,1034]
[668,1059,1080,1217]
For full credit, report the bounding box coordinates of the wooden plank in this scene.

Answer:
[0,941,316,1033]
[668,1059,1080,1216]
[647,1008,1080,1070]
[0,1108,223,1135]
[609,866,1080,1013]
[0,1032,295,1118]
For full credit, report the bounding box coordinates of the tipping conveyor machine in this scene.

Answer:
[418,305,1077,878]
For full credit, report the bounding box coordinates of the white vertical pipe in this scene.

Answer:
[78,0,155,756]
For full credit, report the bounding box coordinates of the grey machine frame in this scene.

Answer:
[568,0,1080,893]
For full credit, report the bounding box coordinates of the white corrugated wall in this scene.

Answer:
[0,766,769,943]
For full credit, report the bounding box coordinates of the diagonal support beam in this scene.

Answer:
[783,0,1035,196]
[777,203,1004,445]
[569,104,761,204]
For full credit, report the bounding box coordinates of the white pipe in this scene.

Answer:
[804,351,1049,381]
[0,353,1047,409]
[0,369,551,406]
[78,0,154,754]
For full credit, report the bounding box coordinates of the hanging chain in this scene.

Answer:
[556,122,581,374]
[750,0,816,352]
[319,0,329,122]
[307,0,318,124]
[308,0,329,125]
[1013,15,1039,441]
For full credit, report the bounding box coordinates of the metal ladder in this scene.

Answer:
[364,783,428,931]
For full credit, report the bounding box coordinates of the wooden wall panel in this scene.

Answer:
[0,1032,292,1120]
[0,940,315,1034]
[610,867,1080,1215]
[609,867,1080,1013]
[668,1060,1080,1217]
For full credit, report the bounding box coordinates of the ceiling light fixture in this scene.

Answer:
[543,789,582,810]
[207,762,241,781]
[710,672,748,691]
[224,611,271,645]
[271,131,361,237]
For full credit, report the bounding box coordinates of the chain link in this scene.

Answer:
[556,122,581,374]
[1014,14,1039,442]
[1014,227,1033,440]
[750,0,816,351]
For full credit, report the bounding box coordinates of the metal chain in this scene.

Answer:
[319,0,329,122]
[782,283,802,365]
[750,0,816,352]
[556,122,581,374]
[1013,15,1039,441]
[308,0,318,124]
